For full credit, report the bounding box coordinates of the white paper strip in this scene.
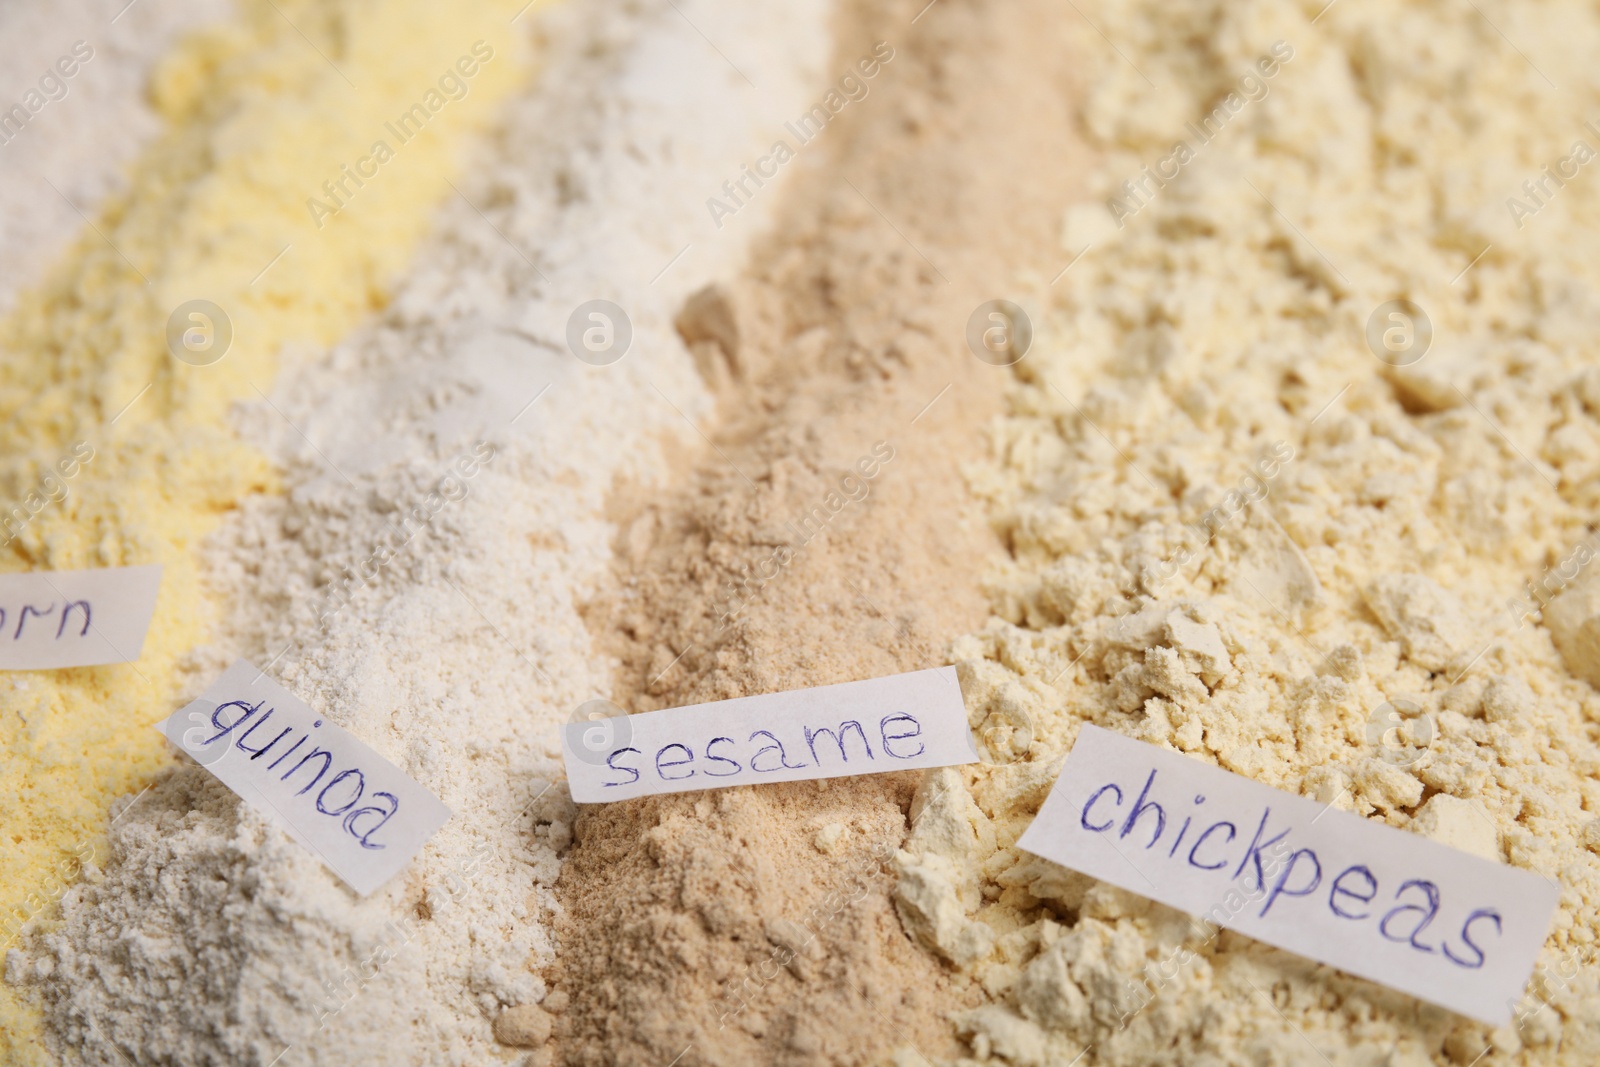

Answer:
[1018,725,1559,1025]
[156,660,451,896]
[0,565,161,670]
[563,666,977,802]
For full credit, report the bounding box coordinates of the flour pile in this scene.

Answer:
[547,0,1095,1061]
[7,0,829,1063]
[5,0,1600,1063]
[2,0,547,1058]
[0,0,232,314]
[889,0,1600,1064]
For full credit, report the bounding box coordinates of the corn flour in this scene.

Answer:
[0,0,232,315]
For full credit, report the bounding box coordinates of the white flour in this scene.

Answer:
[10,0,829,1063]
[0,0,233,315]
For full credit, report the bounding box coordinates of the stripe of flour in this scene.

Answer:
[0,1,535,1061]
[18,0,834,1064]
[551,0,1096,1061]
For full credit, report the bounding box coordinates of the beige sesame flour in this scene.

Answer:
[552,0,1092,1063]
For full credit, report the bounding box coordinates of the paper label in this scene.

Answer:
[0,565,162,670]
[1018,725,1559,1025]
[563,666,977,802]
[156,661,451,896]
